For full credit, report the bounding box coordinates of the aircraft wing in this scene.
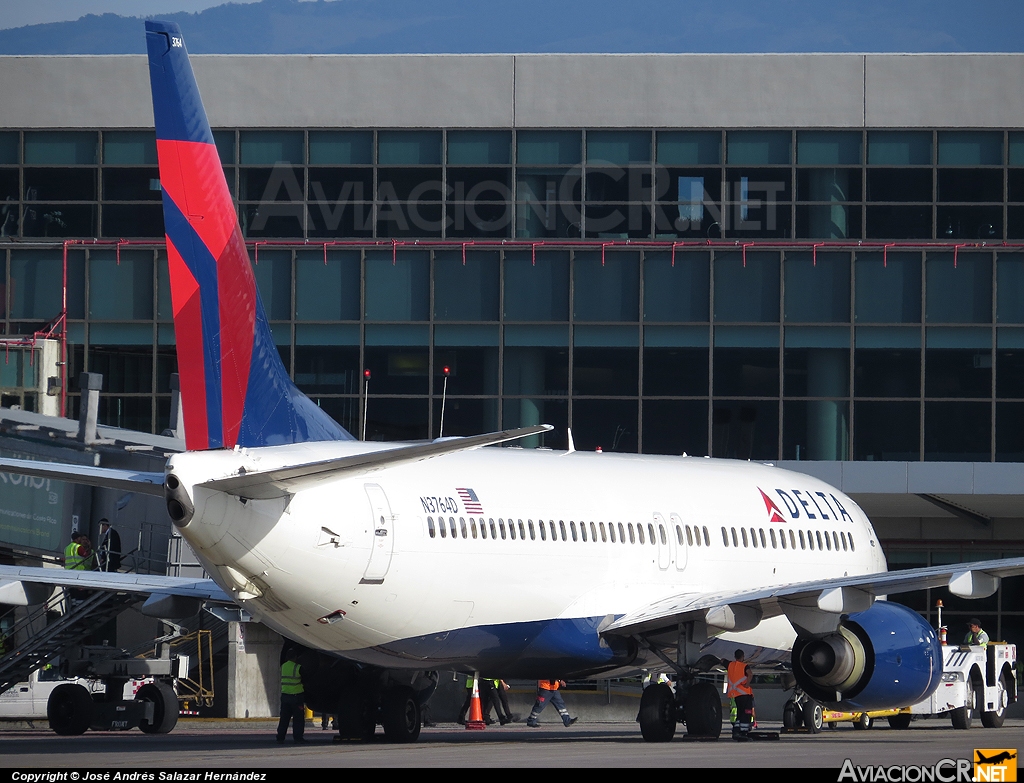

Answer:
[605,556,1024,638]
[199,424,553,500]
[0,564,231,603]
[0,456,165,496]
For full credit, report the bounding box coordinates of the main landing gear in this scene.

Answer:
[633,623,781,743]
[633,625,727,743]
[300,653,430,743]
[637,679,723,742]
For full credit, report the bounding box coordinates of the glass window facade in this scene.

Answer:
[0,241,1017,462]
[2,127,1024,242]
[2,125,1024,459]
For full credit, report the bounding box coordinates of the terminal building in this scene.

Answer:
[0,52,1022,681]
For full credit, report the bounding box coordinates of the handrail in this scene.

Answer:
[34,238,1024,255]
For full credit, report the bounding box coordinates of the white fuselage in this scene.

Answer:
[168,444,886,676]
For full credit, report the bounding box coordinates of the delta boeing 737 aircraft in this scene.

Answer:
[0,21,1022,743]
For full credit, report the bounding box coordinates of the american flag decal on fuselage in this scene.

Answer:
[457,488,483,514]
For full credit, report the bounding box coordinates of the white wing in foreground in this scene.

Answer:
[606,556,1024,637]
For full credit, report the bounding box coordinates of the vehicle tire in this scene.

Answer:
[853,712,873,730]
[782,699,800,730]
[981,672,1009,729]
[684,681,722,738]
[887,714,912,730]
[951,680,982,730]
[47,683,93,736]
[336,691,376,741]
[638,683,676,742]
[803,700,823,734]
[380,686,420,743]
[136,682,179,734]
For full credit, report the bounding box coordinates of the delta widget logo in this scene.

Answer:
[756,487,855,524]
[759,489,787,523]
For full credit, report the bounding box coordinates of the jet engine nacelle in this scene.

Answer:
[791,601,941,711]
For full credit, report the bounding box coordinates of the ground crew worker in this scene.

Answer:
[486,679,518,725]
[414,670,439,728]
[526,680,577,727]
[964,618,990,647]
[72,537,96,571]
[63,533,83,569]
[457,674,474,724]
[727,649,754,741]
[65,533,93,604]
[277,649,306,743]
[641,671,671,689]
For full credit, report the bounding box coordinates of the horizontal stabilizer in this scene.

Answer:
[0,456,165,496]
[200,425,553,500]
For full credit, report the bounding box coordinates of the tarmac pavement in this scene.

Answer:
[0,718,1021,770]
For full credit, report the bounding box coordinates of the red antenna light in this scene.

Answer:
[443,365,450,377]
[363,369,371,380]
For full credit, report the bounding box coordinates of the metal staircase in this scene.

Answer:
[0,588,140,696]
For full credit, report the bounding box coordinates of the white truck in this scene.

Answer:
[895,641,1017,730]
[0,667,103,722]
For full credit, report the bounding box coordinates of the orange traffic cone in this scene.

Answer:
[465,675,486,731]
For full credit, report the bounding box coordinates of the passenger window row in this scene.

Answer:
[426,516,692,548]
[720,525,855,553]
[675,524,711,548]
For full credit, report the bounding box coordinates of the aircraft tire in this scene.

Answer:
[802,700,823,734]
[980,672,1008,729]
[638,683,676,742]
[335,691,376,741]
[137,682,179,734]
[381,686,421,743]
[887,714,912,730]
[47,683,93,736]
[683,681,722,738]
[782,700,800,729]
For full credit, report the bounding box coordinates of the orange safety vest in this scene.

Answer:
[727,661,752,698]
[538,680,560,691]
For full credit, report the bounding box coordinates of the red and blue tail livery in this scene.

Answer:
[145,21,352,450]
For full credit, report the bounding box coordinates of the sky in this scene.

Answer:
[0,0,1021,53]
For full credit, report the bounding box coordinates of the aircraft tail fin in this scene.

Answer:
[145,21,353,450]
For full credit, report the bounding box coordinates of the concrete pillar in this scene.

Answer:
[806,169,850,239]
[505,348,544,448]
[226,621,284,718]
[77,372,103,444]
[39,339,61,417]
[806,349,848,460]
